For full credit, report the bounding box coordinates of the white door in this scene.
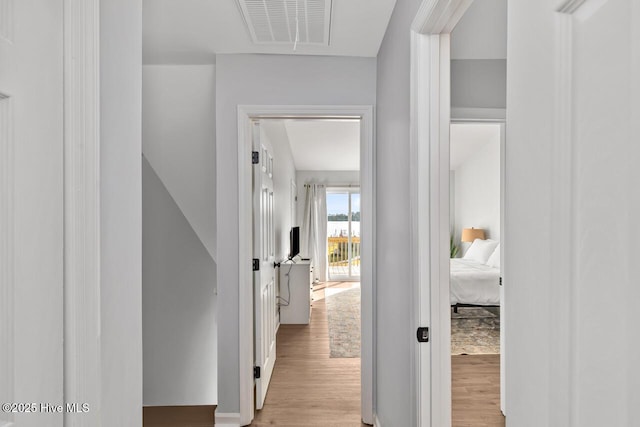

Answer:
[0,2,64,427]
[506,1,640,425]
[252,121,277,410]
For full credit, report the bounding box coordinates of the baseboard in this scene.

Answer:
[373,413,382,427]
[143,405,215,427]
[215,412,241,427]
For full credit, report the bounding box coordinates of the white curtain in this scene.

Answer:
[301,184,327,282]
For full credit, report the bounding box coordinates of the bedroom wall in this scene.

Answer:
[260,120,297,264]
[215,53,376,416]
[453,127,501,254]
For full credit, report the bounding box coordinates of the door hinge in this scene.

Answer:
[254,366,261,379]
[499,276,503,286]
[417,327,429,343]
[252,151,259,164]
[253,258,260,271]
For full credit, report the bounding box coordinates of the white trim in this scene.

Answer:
[63,1,101,426]
[409,30,430,427]
[547,9,576,426]
[0,93,14,427]
[557,0,608,19]
[373,413,382,427]
[237,105,375,426]
[412,0,472,34]
[451,107,506,122]
[499,122,507,416]
[215,412,241,427]
[556,0,587,14]
[410,2,473,426]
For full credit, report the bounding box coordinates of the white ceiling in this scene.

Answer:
[450,123,501,170]
[142,0,397,64]
[263,119,360,171]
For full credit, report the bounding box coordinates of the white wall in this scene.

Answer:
[295,170,360,228]
[453,127,501,253]
[99,0,143,424]
[141,64,218,406]
[450,0,507,112]
[216,54,376,415]
[142,64,216,261]
[375,0,420,424]
[451,0,507,60]
[142,158,217,406]
[451,59,507,109]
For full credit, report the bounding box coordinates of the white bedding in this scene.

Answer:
[450,258,501,306]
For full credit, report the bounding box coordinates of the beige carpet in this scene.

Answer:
[451,307,500,355]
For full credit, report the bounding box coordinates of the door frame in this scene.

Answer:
[409,1,473,426]
[237,105,375,425]
[64,0,102,424]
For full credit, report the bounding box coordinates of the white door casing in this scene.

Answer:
[498,122,506,415]
[0,1,64,426]
[252,121,277,410]
[410,1,473,426]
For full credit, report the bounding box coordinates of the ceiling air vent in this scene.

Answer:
[236,0,333,46]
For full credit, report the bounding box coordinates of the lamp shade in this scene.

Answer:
[461,227,485,242]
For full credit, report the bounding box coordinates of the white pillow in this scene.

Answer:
[463,239,499,264]
[486,244,501,269]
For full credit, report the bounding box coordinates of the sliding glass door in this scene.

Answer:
[327,188,360,280]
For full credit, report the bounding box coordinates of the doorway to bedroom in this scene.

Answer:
[244,111,371,426]
[449,121,505,426]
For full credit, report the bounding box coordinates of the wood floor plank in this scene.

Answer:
[251,283,366,427]
[452,354,505,427]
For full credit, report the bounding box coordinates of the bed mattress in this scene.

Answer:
[450,258,501,306]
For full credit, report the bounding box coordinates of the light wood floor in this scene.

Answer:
[251,282,366,427]
[452,355,505,427]
[250,281,504,427]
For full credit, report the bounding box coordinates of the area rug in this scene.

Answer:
[325,287,361,358]
[451,307,500,355]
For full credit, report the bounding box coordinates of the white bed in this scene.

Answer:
[450,258,501,306]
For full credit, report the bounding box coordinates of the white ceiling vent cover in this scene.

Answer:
[236,0,333,46]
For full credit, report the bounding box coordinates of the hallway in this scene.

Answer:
[251,282,365,426]
[249,281,504,426]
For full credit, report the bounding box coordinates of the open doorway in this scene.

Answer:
[409,1,507,426]
[449,122,505,426]
[237,106,374,426]
[252,117,363,425]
